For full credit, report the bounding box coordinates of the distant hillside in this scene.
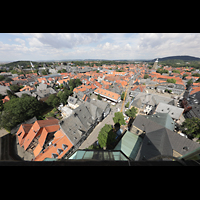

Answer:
[151,55,200,62]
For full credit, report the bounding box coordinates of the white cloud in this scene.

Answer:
[2,33,200,61]
[22,33,103,49]
[135,33,200,59]
[14,38,26,46]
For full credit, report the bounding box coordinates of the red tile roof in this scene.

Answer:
[34,130,73,161]
[94,88,120,102]
[21,118,59,151]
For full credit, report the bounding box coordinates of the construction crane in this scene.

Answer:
[120,82,130,112]
[30,61,35,73]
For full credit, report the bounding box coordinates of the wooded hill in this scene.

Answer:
[151,55,200,62]
[148,56,200,69]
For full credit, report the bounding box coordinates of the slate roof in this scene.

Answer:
[133,93,173,107]
[0,85,10,96]
[60,103,94,145]
[144,113,175,131]
[136,128,173,160]
[15,90,32,98]
[155,102,184,120]
[133,115,200,160]
[60,100,110,146]
[32,88,56,99]
[68,96,77,105]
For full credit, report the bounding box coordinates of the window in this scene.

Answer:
[52,153,58,158]
[57,148,63,155]
[62,144,68,150]
[18,131,22,136]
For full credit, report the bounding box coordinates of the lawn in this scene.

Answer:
[43,107,62,120]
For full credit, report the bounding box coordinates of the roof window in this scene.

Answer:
[18,131,22,136]
[183,146,189,151]
[62,144,68,150]
[57,148,63,155]
[52,153,58,158]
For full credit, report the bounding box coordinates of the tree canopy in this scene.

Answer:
[167,78,176,84]
[97,124,116,149]
[46,94,60,108]
[0,95,42,131]
[121,92,125,100]
[180,117,200,140]
[113,112,126,126]
[144,74,149,79]
[9,84,20,93]
[68,78,82,90]
[125,106,138,118]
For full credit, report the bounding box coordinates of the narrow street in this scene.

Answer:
[79,102,123,149]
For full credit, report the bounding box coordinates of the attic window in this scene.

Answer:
[62,144,68,150]
[183,146,189,151]
[51,153,58,158]
[57,148,63,155]
[18,131,22,136]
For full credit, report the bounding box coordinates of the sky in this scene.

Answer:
[0,33,200,62]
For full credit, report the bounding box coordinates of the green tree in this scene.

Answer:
[46,94,60,108]
[172,69,180,74]
[168,89,172,93]
[0,99,3,111]
[144,74,149,79]
[113,112,126,126]
[125,106,138,118]
[187,79,193,88]
[57,89,72,105]
[0,95,42,131]
[180,117,200,139]
[0,75,5,81]
[167,78,176,84]
[41,69,48,75]
[182,74,188,79]
[61,69,67,73]
[192,73,200,77]
[97,124,116,149]
[6,90,17,99]
[97,94,102,100]
[125,102,129,108]
[121,92,125,100]
[10,84,20,92]
[68,79,82,90]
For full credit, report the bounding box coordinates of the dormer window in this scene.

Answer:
[18,131,22,136]
[51,153,58,158]
[62,144,68,150]
[57,148,63,155]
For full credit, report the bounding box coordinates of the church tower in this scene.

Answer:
[153,58,159,69]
